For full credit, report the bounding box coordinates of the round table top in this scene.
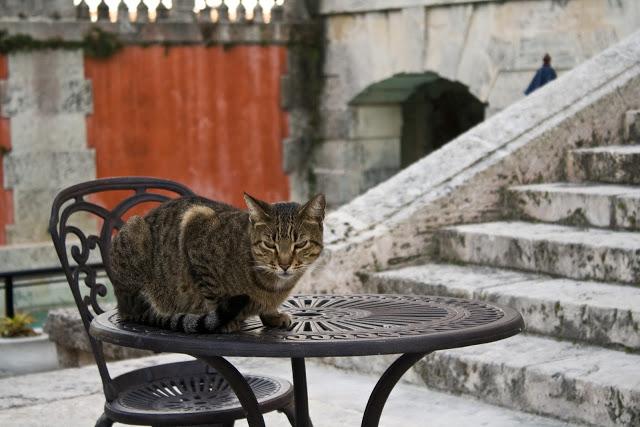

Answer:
[90,294,524,358]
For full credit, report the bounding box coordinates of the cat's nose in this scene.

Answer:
[279,263,291,272]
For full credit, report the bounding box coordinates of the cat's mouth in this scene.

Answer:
[276,271,293,279]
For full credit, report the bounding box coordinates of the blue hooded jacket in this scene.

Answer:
[524,64,557,95]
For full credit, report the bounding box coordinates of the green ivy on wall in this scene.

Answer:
[0,27,122,58]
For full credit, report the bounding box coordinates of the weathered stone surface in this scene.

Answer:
[6,186,96,243]
[0,79,92,117]
[1,49,96,244]
[568,145,640,185]
[44,308,152,368]
[415,335,640,427]
[7,114,87,154]
[0,354,575,427]
[3,151,95,189]
[486,70,532,116]
[301,0,640,206]
[0,0,75,19]
[422,4,474,82]
[365,263,640,350]
[438,221,640,284]
[282,136,312,174]
[625,110,640,142]
[299,30,640,293]
[317,108,352,140]
[312,168,362,207]
[325,333,640,426]
[508,182,640,230]
[321,0,499,15]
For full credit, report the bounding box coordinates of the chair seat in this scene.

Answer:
[105,360,293,426]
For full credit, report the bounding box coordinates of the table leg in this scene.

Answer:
[199,356,265,427]
[361,352,431,427]
[291,358,313,427]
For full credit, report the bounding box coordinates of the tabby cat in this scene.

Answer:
[109,192,325,333]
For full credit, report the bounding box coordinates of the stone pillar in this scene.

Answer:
[280,0,324,203]
[1,51,95,243]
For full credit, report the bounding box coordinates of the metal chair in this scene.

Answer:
[49,177,294,427]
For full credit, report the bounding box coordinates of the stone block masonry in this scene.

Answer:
[1,50,95,244]
[292,0,640,207]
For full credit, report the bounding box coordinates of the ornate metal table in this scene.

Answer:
[91,294,524,427]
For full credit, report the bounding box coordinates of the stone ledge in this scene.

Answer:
[438,221,640,284]
[0,21,300,45]
[44,308,152,368]
[320,0,503,15]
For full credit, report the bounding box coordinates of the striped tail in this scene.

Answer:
[122,294,250,334]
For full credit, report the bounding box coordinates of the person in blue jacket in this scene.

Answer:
[524,54,557,95]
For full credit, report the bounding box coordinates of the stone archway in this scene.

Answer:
[400,78,485,167]
[348,73,485,190]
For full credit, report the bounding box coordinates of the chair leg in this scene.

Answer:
[279,403,297,427]
[95,412,113,427]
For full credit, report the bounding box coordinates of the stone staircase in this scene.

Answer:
[359,112,640,426]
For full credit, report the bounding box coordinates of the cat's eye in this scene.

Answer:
[294,240,309,249]
[262,241,276,250]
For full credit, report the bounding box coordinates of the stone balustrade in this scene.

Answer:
[7,0,289,24]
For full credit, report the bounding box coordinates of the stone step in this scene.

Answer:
[568,145,640,185]
[363,263,640,351]
[418,335,640,426]
[437,221,640,284]
[507,182,640,230]
[328,334,640,426]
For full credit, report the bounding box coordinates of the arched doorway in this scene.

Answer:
[350,73,486,171]
[400,79,485,167]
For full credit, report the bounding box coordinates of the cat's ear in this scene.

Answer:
[243,193,272,224]
[298,194,326,223]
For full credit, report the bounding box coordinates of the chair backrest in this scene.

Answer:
[48,177,195,399]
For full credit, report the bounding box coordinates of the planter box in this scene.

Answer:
[0,328,58,378]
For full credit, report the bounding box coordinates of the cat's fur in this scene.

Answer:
[109,193,325,333]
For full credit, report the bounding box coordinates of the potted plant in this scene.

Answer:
[0,312,58,377]
[0,312,38,337]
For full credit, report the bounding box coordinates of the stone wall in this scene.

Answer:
[297,29,640,295]
[0,0,308,246]
[1,50,95,243]
[288,0,640,206]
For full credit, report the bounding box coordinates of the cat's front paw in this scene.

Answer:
[260,312,292,329]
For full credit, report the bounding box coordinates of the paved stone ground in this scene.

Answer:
[0,354,577,427]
